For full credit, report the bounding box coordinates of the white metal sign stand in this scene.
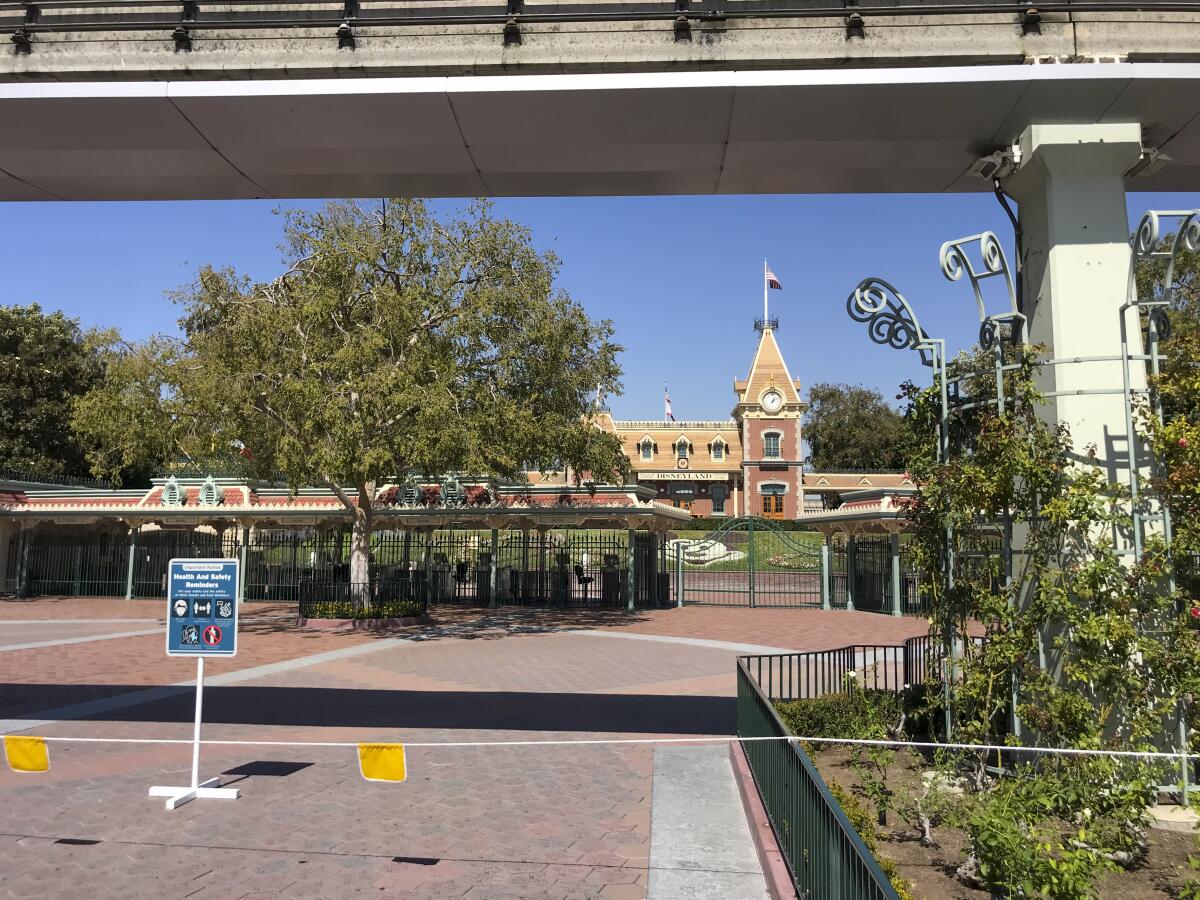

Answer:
[149,655,239,809]
[150,558,241,810]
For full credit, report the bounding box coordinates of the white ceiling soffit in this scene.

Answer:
[1,64,1200,201]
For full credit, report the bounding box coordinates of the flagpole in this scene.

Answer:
[763,259,768,323]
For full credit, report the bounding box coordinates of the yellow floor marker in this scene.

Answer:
[4,736,50,774]
[357,743,407,783]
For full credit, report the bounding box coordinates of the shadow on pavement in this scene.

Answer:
[3,684,734,735]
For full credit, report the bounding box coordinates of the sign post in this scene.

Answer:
[150,558,240,810]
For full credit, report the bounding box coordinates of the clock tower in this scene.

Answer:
[732,321,806,519]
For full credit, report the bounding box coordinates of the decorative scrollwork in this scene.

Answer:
[940,231,1018,325]
[847,278,929,353]
[1133,211,1160,258]
[1130,209,1200,307]
[1150,307,1172,342]
[979,320,997,350]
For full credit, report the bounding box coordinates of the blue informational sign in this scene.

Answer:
[166,558,239,657]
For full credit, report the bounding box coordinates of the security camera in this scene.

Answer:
[968,147,1020,181]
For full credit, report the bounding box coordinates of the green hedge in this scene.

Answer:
[301,598,426,620]
[677,517,821,533]
[774,690,905,742]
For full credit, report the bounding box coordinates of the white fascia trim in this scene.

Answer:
[1,63,1198,103]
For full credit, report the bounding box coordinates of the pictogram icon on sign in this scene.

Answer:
[193,600,212,617]
[216,600,233,619]
[202,625,223,646]
[173,599,188,617]
[181,624,199,645]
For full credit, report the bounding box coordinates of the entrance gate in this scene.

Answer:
[674,518,822,608]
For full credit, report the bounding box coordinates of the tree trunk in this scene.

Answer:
[350,487,374,611]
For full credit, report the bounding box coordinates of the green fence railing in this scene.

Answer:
[736,657,900,900]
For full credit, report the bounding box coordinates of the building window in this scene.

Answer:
[711,440,725,461]
[676,438,690,460]
[711,484,728,514]
[763,431,782,459]
[639,439,654,460]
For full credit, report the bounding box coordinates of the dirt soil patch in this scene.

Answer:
[811,746,1197,900]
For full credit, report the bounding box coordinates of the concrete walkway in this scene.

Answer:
[648,745,769,899]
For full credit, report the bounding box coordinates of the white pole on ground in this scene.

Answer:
[190,656,204,789]
[149,655,240,810]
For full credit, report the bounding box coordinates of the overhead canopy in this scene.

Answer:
[2,62,1199,201]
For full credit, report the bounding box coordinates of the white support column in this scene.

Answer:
[1002,123,1145,690]
[820,532,832,611]
[889,531,902,618]
[1004,123,1145,481]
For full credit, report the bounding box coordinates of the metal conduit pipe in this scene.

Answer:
[6,0,1200,34]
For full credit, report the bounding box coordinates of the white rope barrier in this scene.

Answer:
[15,732,1200,760]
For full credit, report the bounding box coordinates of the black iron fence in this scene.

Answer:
[674,518,823,609]
[737,659,900,899]
[3,525,669,609]
[828,535,924,615]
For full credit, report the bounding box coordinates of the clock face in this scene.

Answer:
[761,390,783,413]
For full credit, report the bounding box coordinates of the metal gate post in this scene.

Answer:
[124,527,137,600]
[846,534,856,612]
[238,526,249,602]
[626,528,636,611]
[890,531,902,617]
[424,528,434,604]
[747,517,756,608]
[675,541,684,607]
[489,528,499,608]
[820,533,831,611]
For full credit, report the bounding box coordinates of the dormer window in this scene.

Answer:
[711,438,726,461]
[675,436,691,460]
[638,437,655,461]
[763,431,782,460]
[161,476,184,507]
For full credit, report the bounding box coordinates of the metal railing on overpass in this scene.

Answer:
[5,0,1200,49]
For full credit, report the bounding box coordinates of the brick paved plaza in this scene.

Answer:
[0,598,930,899]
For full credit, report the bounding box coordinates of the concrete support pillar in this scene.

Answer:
[890,531,902,618]
[626,528,636,612]
[846,534,856,612]
[125,527,137,600]
[1003,123,1145,484]
[820,533,832,611]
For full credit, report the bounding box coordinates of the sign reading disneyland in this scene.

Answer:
[166,558,239,657]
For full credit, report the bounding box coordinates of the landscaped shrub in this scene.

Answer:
[303,598,426,619]
[774,689,904,743]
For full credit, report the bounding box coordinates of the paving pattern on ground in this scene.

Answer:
[0,596,933,898]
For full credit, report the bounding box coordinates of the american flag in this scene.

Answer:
[765,265,783,290]
[230,438,255,461]
[664,385,675,422]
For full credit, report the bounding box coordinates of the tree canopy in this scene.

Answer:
[802,382,907,471]
[0,303,106,478]
[74,198,630,596]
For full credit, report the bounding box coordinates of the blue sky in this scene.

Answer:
[2,191,1197,421]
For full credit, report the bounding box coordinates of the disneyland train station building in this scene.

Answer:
[0,321,910,603]
[588,321,912,519]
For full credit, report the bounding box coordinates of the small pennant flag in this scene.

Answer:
[4,735,49,773]
[664,385,675,422]
[358,743,407,783]
[765,265,783,290]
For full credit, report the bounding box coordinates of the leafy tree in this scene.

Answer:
[0,304,105,478]
[74,199,629,602]
[803,382,907,471]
